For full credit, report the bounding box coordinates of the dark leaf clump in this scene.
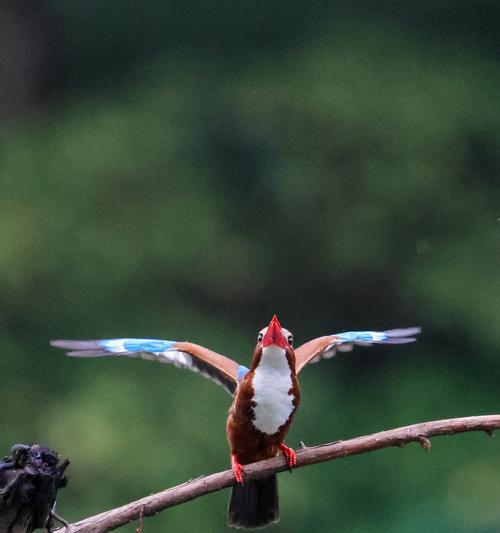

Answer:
[0,444,69,533]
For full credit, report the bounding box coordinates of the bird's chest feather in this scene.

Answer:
[250,348,296,435]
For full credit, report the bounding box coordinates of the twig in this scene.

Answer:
[57,414,500,533]
[135,506,144,533]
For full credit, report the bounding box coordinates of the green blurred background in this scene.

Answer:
[1,1,499,531]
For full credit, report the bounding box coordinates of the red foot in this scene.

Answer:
[279,443,297,469]
[231,454,245,484]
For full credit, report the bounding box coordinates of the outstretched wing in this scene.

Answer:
[51,338,248,395]
[294,327,421,373]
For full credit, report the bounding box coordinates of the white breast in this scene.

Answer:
[251,346,295,435]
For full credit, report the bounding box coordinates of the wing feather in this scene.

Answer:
[295,327,421,373]
[51,338,245,395]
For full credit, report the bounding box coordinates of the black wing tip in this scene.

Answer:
[385,327,422,338]
[381,327,422,345]
[380,337,418,344]
[66,350,115,357]
[50,339,67,348]
[51,339,101,349]
[51,340,113,357]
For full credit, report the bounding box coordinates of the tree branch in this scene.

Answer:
[60,415,500,533]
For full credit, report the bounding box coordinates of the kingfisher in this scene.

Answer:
[51,316,420,529]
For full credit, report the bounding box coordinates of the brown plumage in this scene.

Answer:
[226,343,300,464]
[226,315,300,528]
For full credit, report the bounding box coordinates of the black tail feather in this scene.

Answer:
[227,475,279,529]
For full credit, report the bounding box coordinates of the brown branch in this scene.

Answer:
[59,415,500,533]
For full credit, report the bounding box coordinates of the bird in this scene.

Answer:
[51,316,420,529]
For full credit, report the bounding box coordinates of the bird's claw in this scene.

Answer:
[279,443,297,469]
[231,454,245,484]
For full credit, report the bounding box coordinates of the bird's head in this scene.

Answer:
[251,314,295,371]
[256,315,293,350]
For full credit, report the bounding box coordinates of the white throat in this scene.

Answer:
[251,346,295,435]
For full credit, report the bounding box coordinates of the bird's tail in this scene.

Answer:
[227,474,279,529]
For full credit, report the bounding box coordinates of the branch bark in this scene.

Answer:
[59,415,500,533]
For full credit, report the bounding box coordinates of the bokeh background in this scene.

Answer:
[1,1,499,532]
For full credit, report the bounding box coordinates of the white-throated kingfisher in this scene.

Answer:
[51,316,420,528]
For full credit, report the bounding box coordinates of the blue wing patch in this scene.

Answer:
[335,328,421,345]
[237,365,249,382]
[98,338,176,353]
[337,331,387,343]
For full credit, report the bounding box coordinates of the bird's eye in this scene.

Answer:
[257,333,263,343]
[287,335,293,346]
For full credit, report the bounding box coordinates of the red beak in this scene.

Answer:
[262,315,288,349]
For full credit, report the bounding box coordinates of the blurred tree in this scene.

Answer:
[0,0,53,119]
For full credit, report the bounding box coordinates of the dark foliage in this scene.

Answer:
[0,444,69,533]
